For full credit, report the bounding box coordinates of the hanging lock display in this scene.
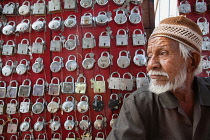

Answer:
[32,57,44,73]
[80,0,93,9]
[2,40,16,56]
[16,19,31,33]
[81,13,93,27]
[47,97,60,113]
[7,118,18,134]
[110,114,118,128]
[136,72,149,89]
[96,0,108,6]
[2,60,15,76]
[48,16,62,31]
[18,1,30,16]
[50,116,61,131]
[32,97,45,114]
[92,95,104,112]
[129,6,141,24]
[19,98,31,113]
[48,77,61,96]
[121,72,134,91]
[33,0,46,15]
[48,0,61,13]
[0,100,5,115]
[61,76,75,94]
[77,95,89,113]
[17,39,30,55]
[64,34,78,50]
[64,0,77,10]
[0,119,5,134]
[95,11,109,26]
[65,55,78,71]
[91,74,106,93]
[132,29,147,46]
[32,78,45,96]
[51,133,61,140]
[3,2,16,15]
[66,132,76,140]
[94,115,106,130]
[18,79,31,97]
[195,0,207,14]
[32,18,46,32]
[116,29,128,46]
[16,59,30,75]
[32,37,46,54]
[50,36,63,52]
[82,53,95,69]
[64,15,77,28]
[2,21,16,36]
[114,9,127,25]
[75,74,87,94]
[133,49,147,66]
[197,17,209,35]
[20,117,31,132]
[34,117,45,131]
[95,132,105,140]
[6,99,18,114]
[108,72,121,90]
[0,81,6,98]
[79,115,91,130]
[117,50,131,68]
[179,0,191,14]
[108,93,119,110]
[98,51,112,68]
[6,80,18,98]
[50,56,64,72]
[62,96,75,112]
[82,32,95,49]
[99,31,111,48]
[64,115,75,130]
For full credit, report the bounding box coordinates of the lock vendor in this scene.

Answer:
[107,15,210,140]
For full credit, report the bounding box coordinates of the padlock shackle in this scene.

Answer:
[0,119,5,125]
[95,74,105,81]
[67,132,76,138]
[10,99,18,105]
[21,19,30,24]
[35,37,44,43]
[36,0,46,4]
[53,35,62,41]
[23,97,30,103]
[77,75,86,83]
[37,116,45,122]
[53,133,61,139]
[10,135,17,140]
[52,16,62,21]
[5,60,14,66]
[133,29,143,34]
[96,114,103,120]
[196,0,205,2]
[135,49,145,56]
[22,79,31,86]
[80,95,89,102]
[67,15,76,19]
[82,115,89,120]
[53,56,63,62]
[67,115,74,121]
[51,97,60,104]
[68,55,77,61]
[96,132,105,138]
[137,72,147,78]
[6,40,15,46]
[11,118,18,124]
[197,17,207,22]
[36,78,45,85]
[24,134,31,139]
[53,116,60,122]
[131,6,140,14]
[22,1,30,6]
[23,117,31,123]
[67,34,77,40]
[117,29,127,35]
[0,81,6,87]
[110,71,121,78]
[0,100,4,106]
[51,77,60,84]
[83,12,92,16]
[84,32,94,38]
[122,72,133,79]
[101,51,110,57]
[116,9,125,14]
[119,50,129,57]
[0,136,4,140]
[36,17,46,22]
[21,38,30,45]
[7,21,16,26]
[9,80,18,87]
[35,57,44,63]
[180,0,190,4]
[19,59,29,65]
[65,76,74,82]
[110,93,118,99]
[38,133,46,139]
[94,95,103,101]
[100,31,109,36]
[111,114,119,119]
[36,97,45,104]
[66,95,74,102]
[124,93,131,99]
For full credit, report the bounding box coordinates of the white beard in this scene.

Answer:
[148,66,187,94]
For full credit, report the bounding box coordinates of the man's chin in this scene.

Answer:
[149,81,172,94]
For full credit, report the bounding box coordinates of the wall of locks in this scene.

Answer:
[0,0,147,139]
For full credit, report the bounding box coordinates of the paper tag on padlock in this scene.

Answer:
[99,31,110,48]
[6,99,18,115]
[75,74,87,94]
[7,118,18,134]
[32,78,45,96]
[116,29,128,46]
[6,80,18,98]
[18,79,31,97]
[121,72,134,91]
[19,98,31,113]
[48,77,60,95]
[32,37,45,54]
[61,76,75,93]
[0,81,6,98]
[91,74,106,93]
[108,72,121,90]
[50,36,62,52]
[17,39,30,55]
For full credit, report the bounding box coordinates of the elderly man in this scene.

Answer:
[107,16,210,140]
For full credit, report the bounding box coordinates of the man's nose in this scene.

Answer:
[147,56,161,71]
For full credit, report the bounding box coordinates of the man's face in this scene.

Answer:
[147,37,187,94]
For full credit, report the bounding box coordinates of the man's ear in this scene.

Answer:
[187,51,200,73]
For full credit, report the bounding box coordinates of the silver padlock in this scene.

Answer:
[80,0,93,9]
[129,6,141,24]
[114,9,127,25]
[133,49,147,66]
[18,79,31,97]
[82,53,95,69]
[0,81,6,98]
[82,32,95,49]
[64,15,77,28]
[81,13,93,27]
[50,56,64,72]
[66,132,76,140]
[130,0,143,5]
[32,78,45,96]
[19,98,31,113]
[32,97,45,114]
[94,115,105,130]
[48,16,62,31]
[2,21,16,36]
[77,95,89,113]
[6,99,18,114]
[32,18,46,32]
[0,119,4,134]
[195,0,207,14]
[62,96,75,112]
[32,37,46,54]
[7,118,18,134]
[37,133,46,140]
[17,39,30,55]
[61,76,75,93]
[2,40,16,56]
[64,34,77,50]
[197,17,209,35]
[79,115,90,130]
[121,72,134,91]
[6,80,18,98]
[92,74,106,93]
[23,134,31,140]
[16,19,31,33]
[3,2,16,15]
[99,31,111,48]
[179,0,191,14]
[51,133,61,140]
[110,114,118,128]
[34,117,45,131]
[98,51,112,68]
[19,1,30,16]
[2,60,15,76]
[48,0,61,13]
[64,0,77,10]
[202,36,210,51]
[66,55,78,71]
[117,50,130,68]
[95,11,109,26]
[116,29,128,46]
[96,0,108,6]
[20,117,31,132]
[81,132,92,140]
[136,72,149,89]
[47,97,60,113]
[0,100,5,115]
[113,0,125,5]
[48,77,61,96]
[95,132,105,140]
[132,29,146,46]
[50,36,62,52]
[75,74,87,94]
[202,56,210,69]
[108,72,121,90]
[10,135,18,140]
[50,116,61,131]
[64,115,75,130]
[16,59,30,75]
[32,57,44,73]
[33,0,46,15]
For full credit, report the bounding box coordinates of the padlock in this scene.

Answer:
[77,95,89,113]
[32,37,46,54]
[114,9,127,25]
[92,74,106,93]
[121,72,134,91]
[2,2,16,15]
[0,100,5,115]
[50,116,61,131]
[82,53,95,69]
[65,34,77,50]
[51,133,61,140]
[0,136,4,140]
[133,49,147,66]
[50,56,64,72]
[116,29,128,46]
[96,0,108,6]
[75,74,87,94]
[7,118,18,134]
[79,115,90,130]
[108,72,121,90]
[202,36,210,50]
[19,1,30,16]
[34,117,45,131]
[80,13,93,27]
[66,55,78,71]
[18,79,31,97]
[202,56,210,69]
[23,134,31,140]
[0,119,5,134]
[110,114,118,128]
[64,115,75,130]
[33,0,46,15]
[108,93,119,110]
[10,135,18,140]
[17,39,30,55]
[124,93,131,99]
[81,132,92,140]
[61,76,75,93]
[179,0,191,14]
[99,31,111,48]
[50,36,62,52]
[82,32,95,49]
[32,97,45,114]
[92,95,104,112]
[32,57,44,73]
[197,17,209,35]
[95,11,109,26]
[47,97,60,113]
[6,80,18,98]
[19,98,31,113]
[64,15,77,28]
[95,132,105,140]
[130,0,143,5]
[2,21,16,35]
[113,0,125,5]
[62,96,75,112]
[98,51,112,68]
[80,0,93,9]
[2,60,15,76]
[0,81,6,98]
[195,0,207,14]
[16,59,30,75]
[64,0,77,10]
[136,72,149,89]
[2,40,16,56]
[37,133,46,140]
[129,6,141,24]
[6,99,18,114]
[132,29,147,46]
[16,19,31,33]
[48,77,61,95]
[32,78,45,96]
[66,132,76,140]
[117,50,130,68]
[48,16,62,31]
[48,0,61,13]
[20,117,31,132]
[94,115,105,130]
[32,18,46,32]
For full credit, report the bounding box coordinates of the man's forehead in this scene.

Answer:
[148,37,178,49]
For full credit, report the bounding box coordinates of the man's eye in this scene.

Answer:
[160,51,168,55]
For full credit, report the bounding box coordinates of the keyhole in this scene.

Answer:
[104,42,106,46]
[121,41,123,45]
[99,88,101,92]
[138,40,140,44]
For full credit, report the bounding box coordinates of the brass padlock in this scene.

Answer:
[110,114,118,128]
[66,55,78,71]
[0,81,6,98]
[77,95,89,113]
[82,32,95,49]
[64,15,77,28]
[136,72,149,89]
[108,72,121,90]
[37,133,46,140]
[113,0,125,5]
[18,79,31,97]
[80,13,93,27]
[16,59,30,75]
[133,49,147,66]
[82,53,95,69]
[32,97,45,114]
[95,132,105,140]
[179,0,191,14]
[0,119,5,134]
[32,18,46,32]
[132,29,147,46]
[18,1,31,16]
[96,0,108,6]
[48,0,61,13]
[195,0,207,14]
[0,100,5,115]
[91,74,106,93]
[32,57,44,73]
[75,74,87,94]
[99,31,111,48]
[51,133,61,140]
[116,29,128,46]
[17,38,30,55]
[32,37,46,54]
[50,56,64,72]
[2,40,16,56]
[61,76,75,93]
[19,98,31,113]
[50,116,61,131]
[50,36,62,52]
[48,77,61,96]
[81,131,92,140]
[2,60,15,76]
[95,11,109,26]
[64,34,77,50]
[64,0,77,10]
[62,96,75,112]
[121,72,134,91]
[23,134,31,140]
[97,51,112,68]
[79,115,90,130]
[2,2,16,15]
[80,0,93,9]
[6,80,18,98]
[94,115,105,130]
[20,117,31,132]
[117,50,130,68]
[33,0,46,16]
[64,115,75,130]
[47,97,60,113]
[32,78,45,96]
[66,132,76,140]
[129,6,141,24]
[48,16,62,31]
[16,19,31,33]
[197,17,209,35]
[34,117,45,131]
[6,99,18,115]
[114,9,127,25]
[2,21,16,36]
[7,118,18,134]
